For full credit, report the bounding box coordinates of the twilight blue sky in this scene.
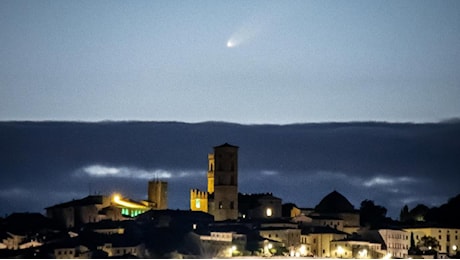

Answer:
[1,0,460,123]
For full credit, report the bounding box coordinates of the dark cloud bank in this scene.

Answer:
[1,121,459,218]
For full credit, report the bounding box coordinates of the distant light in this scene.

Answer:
[266,208,272,217]
[268,243,273,249]
[453,245,457,251]
[232,245,237,251]
[113,194,121,203]
[337,246,344,255]
[300,245,306,255]
[358,249,368,258]
[112,193,148,209]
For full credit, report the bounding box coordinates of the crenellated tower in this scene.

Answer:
[190,189,208,213]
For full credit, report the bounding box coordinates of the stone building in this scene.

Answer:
[46,195,122,228]
[238,193,282,219]
[404,226,460,257]
[310,190,360,234]
[191,143,239,221]
[147,180,168,209]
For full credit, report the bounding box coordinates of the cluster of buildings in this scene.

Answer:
[1,143,459,258]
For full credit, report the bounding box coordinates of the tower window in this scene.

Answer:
[219,201,223,209]
[230,201,234,209]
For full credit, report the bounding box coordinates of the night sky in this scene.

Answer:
[1,121,459,218]
[1,1,459,219]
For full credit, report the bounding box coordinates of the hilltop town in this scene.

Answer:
[1,143,459,259]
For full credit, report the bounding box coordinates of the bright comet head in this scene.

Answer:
[226,40,234,48]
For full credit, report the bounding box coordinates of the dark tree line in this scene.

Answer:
[399,194,460,227]
[359,193,460,229]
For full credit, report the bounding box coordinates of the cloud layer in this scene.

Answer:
[1,121,459,217]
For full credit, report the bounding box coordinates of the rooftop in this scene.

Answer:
[315,190,355,214]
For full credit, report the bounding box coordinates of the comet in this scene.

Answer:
[226,40,235,48]
[226,15,268,48]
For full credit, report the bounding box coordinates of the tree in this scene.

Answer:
[425,194,460,227]
[410,204,429,221]
[360,200,387,227]
[400,205,410,222]
[408,232,422,255]
[417,236,440,252]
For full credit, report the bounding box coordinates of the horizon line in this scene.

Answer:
[1,117,460,126]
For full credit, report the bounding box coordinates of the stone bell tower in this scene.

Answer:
[208,143,239,221]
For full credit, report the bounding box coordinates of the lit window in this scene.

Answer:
[196,199,201,209]
[266,208,273,217]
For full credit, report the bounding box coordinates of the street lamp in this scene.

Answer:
[299,245,306,256]
[229,245,236,257]
[358,249,368,258]
[337,246,344,258]
[263,240,273,257]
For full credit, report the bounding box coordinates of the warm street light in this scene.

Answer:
[337,246,344,258]
[229,245,237,257]
[358,249,368,258]
[383,252,392,259]
[299,245,306,256]
[263,241,273,257]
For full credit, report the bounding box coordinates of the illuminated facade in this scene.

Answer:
[112,194,149,218]
[200,232,247,258]
[238,193,282,219]
[330,239,383,259]
[46,195,122,228]
[259,227,301,250]
[190,189,208,213]
[404,227,460,256]
[300,226,348,258]
[191,143,239,221]
[357,228,410,259]
[378,229,410,258]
